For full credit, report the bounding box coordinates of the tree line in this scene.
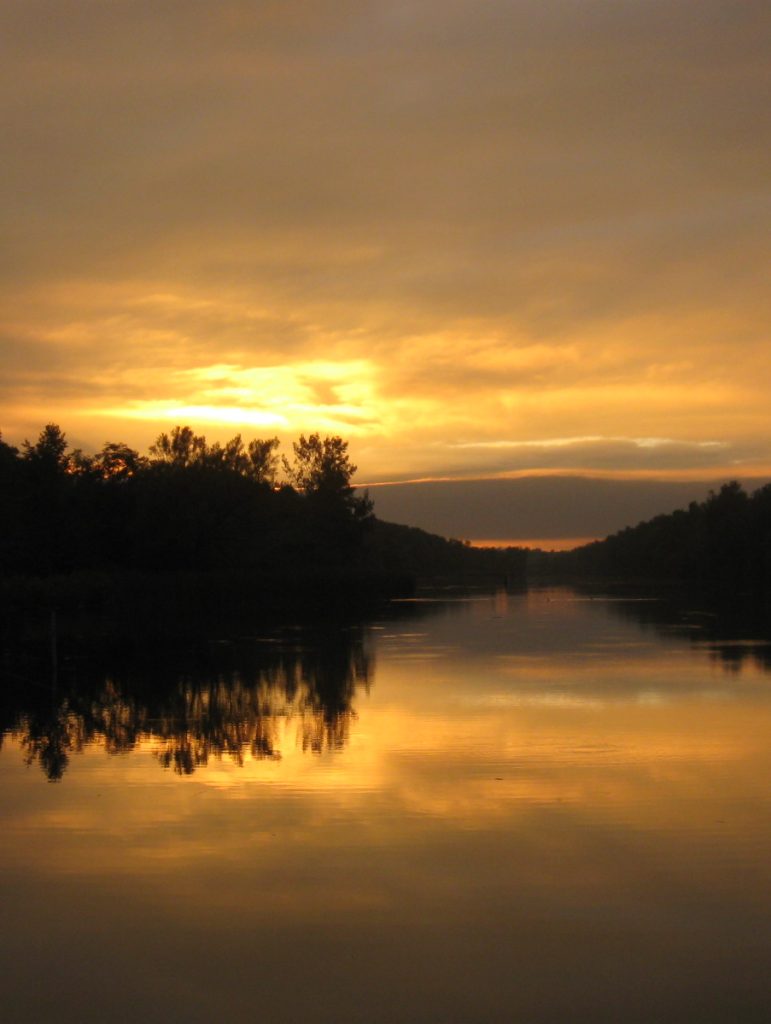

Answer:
[550,480,771,592]
[0,423,372,579]
[0,423,528,594]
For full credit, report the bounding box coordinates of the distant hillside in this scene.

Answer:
[364,518,527,581]
[542,481,771,592]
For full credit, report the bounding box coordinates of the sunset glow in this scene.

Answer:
[1,1,769,538]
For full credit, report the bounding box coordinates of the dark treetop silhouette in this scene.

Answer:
[0,424,527,598]
[540,480,771,594]
[0,424,370,578]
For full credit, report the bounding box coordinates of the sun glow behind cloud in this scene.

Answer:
[0,0,769,506]
[94,360,384,436]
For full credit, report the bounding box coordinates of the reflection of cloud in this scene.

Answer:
[2,586,770,1024]
[3,585,771,1020]
[3,668,769,871]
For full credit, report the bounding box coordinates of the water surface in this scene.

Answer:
[1,588,770,1023]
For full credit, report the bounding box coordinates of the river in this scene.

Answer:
[1,586,769,1022]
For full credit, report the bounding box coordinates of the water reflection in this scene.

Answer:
[575,586,771,673]
[2,588,771,1023]
[3,586,770,782]
[0,625,372,780]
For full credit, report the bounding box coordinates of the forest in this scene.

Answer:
[4,422,765,603]
[0,424,526,609]
[0,424,371,577]
[547,480,771,593]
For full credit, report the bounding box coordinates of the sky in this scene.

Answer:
[1,1,769,543]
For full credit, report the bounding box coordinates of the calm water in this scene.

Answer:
[1,587,770,1023]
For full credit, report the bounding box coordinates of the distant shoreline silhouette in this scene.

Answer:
[537,480,771,594]
[2,424,767,601]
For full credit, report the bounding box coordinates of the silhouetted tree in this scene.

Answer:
[149,425,207,467]
[0,431,18,468]
[22,423,69,472]
[0,421,529,589]
[0,432,23,571]
[552,480,771,592]
[247,437,280,484]
[282,433,373,562]
[197,434,248,473]
[93,441,147,479]
[283,433,354,494]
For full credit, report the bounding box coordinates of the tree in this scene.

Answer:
[149,426,279,483]
[22,423,69,472]
[194,434,245,474]
[0,431,19,466]
[284,433,372,517]
[283,434,356,495]
[247,437,280,485]
[282,434,373,564]
[93,442,146,479]
[149,426,207,467]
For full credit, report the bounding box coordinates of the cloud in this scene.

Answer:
[93,359,382,435]
[1,0,769,495]
[365,475,771,542]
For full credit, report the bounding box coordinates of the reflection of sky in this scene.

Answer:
[1,591,770,1022]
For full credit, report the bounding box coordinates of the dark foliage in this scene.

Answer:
[546,481,771,593]
[361,519,528,581]
[0,424,374,581]
[0,424,528,595]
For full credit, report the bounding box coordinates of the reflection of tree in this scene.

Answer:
[0,624,372,781]
[580,585,771,673]
[150,680,283,773]
[17,704,93,782]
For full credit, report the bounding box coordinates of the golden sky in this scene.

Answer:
[1,2,769,505]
